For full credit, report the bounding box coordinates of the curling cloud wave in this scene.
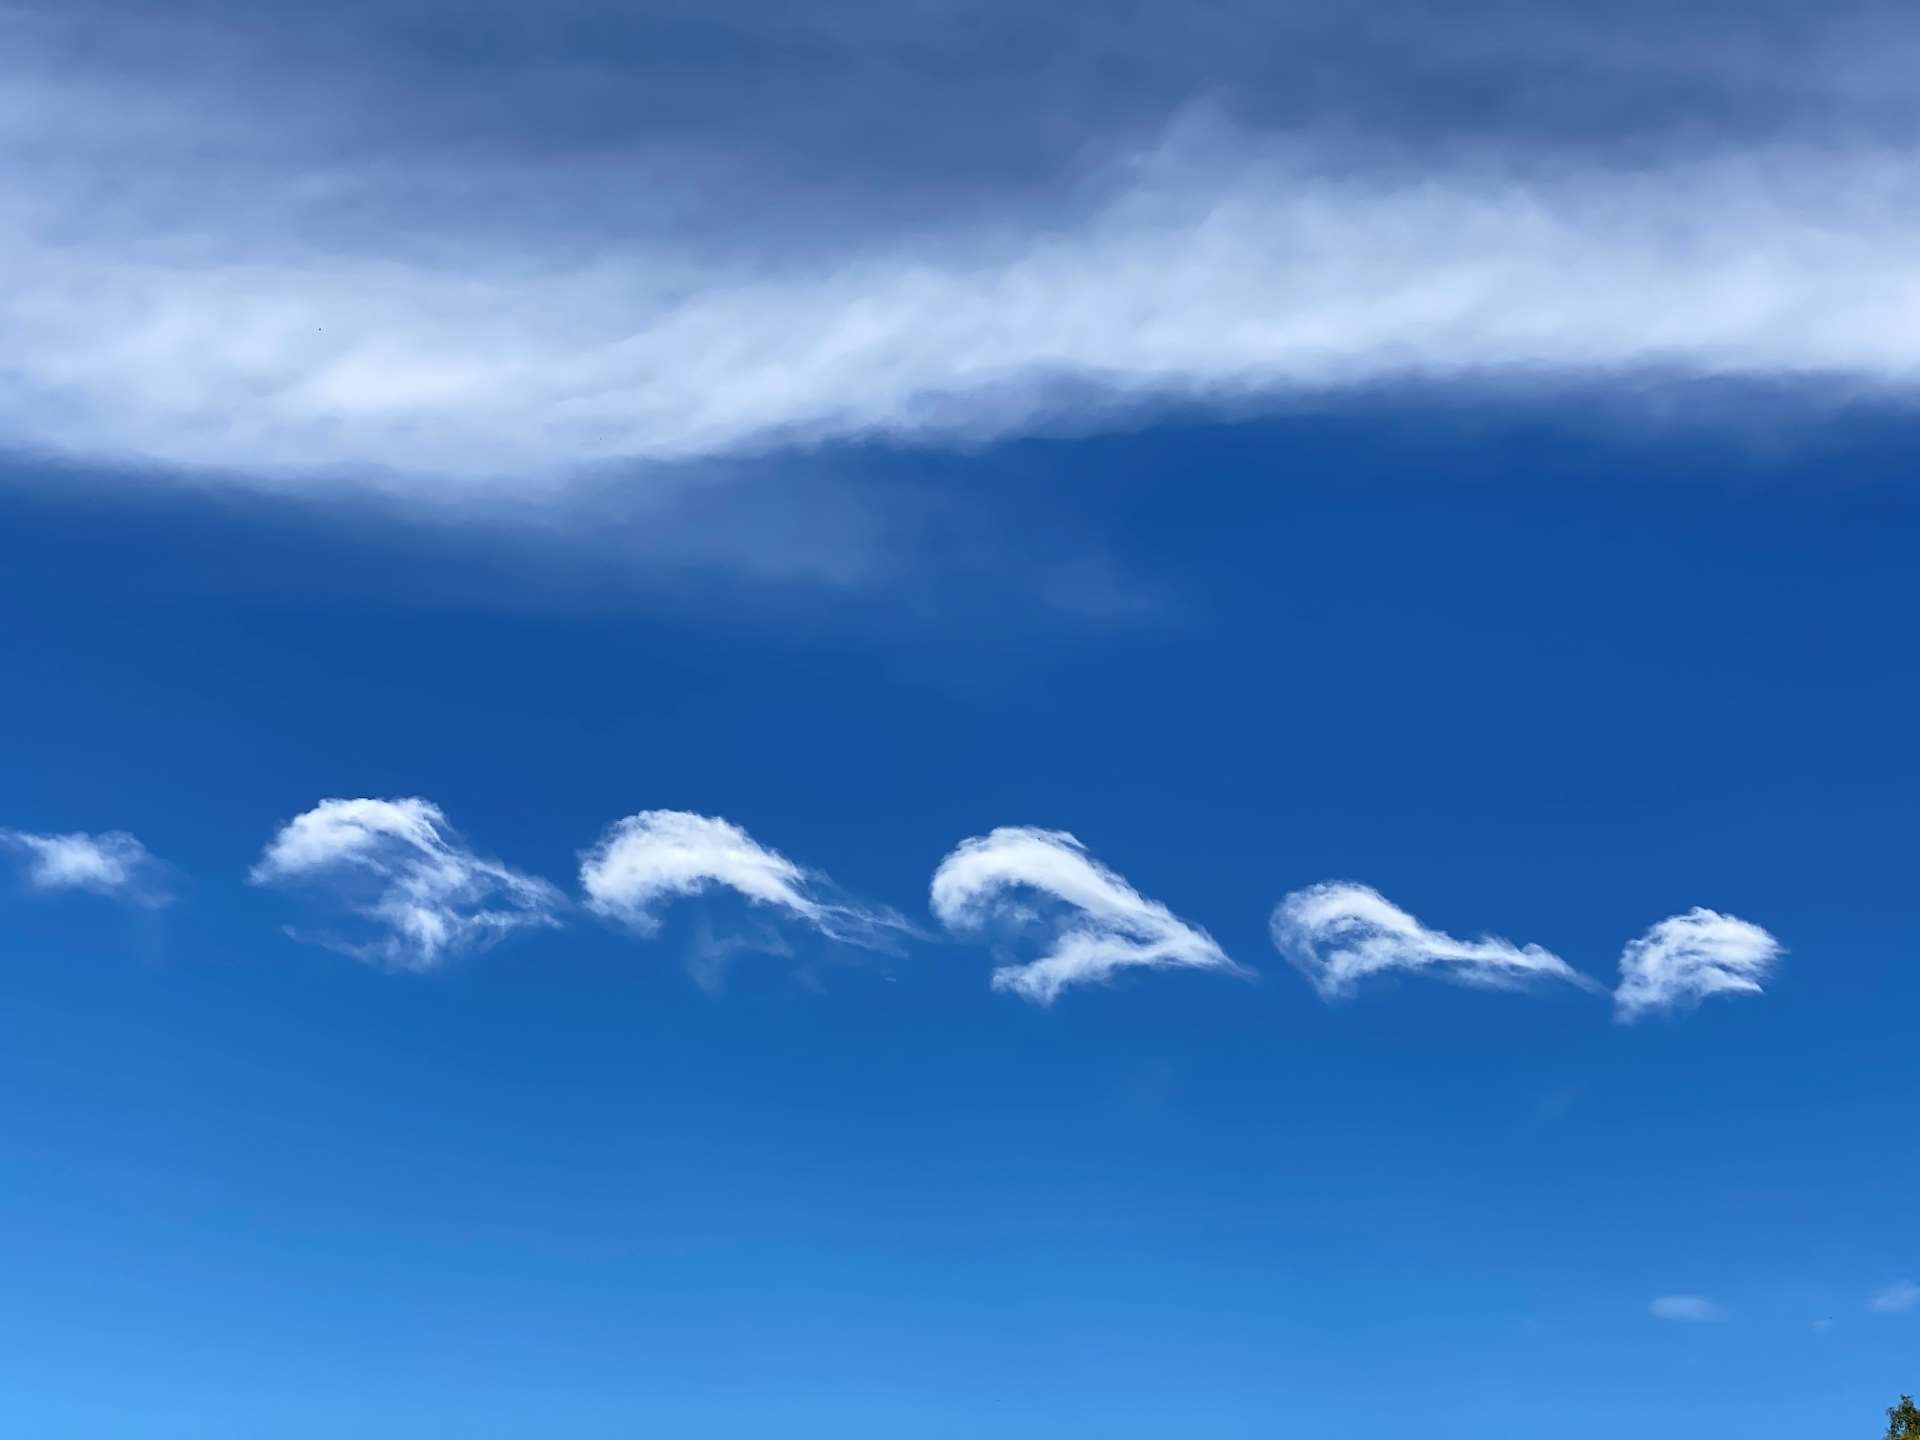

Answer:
[930,826,1244,1003]
[579,809,910,950]
[1613,907,1783,1021]
[1272,881,1601,1000]
[250,797,563,970]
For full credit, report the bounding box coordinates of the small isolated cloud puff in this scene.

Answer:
[1870,1281,1920,1314]
[579,810,910,951]
[0,827,172,906]
[929,826,1245,1005]
[1271,881,1600,1001]
[1613,907,1782,1022]
[1650,1295,1726,1323]
[249,797,562,971]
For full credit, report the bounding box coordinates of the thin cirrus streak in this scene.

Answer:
[0,827,173,907]
[578,809,913,951]
[929,826,1246,1004]
[1613,907,1783,1022]
[1649,1295,1725,1323]
[248,797,564,971]
[1271,881,1603,1000]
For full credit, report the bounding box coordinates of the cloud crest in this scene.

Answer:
[1649,1295,1725,1323]
[0,828,172,906]
[1271,881,1599,1000]
[249,797,562,970]
[929,826,1243,1004]
[579,809,909,950]
[1613,908,1783,1022]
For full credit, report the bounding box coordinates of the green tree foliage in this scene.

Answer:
[1887,1395,1920,1440]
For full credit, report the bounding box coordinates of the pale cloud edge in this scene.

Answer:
[1649,1295,1725,1323]
[1869,1280,1920,1314]
[1271,880,1602,1001]
[1613,908,1783,1022]
[0,827,173,907]
[248,797,564,971]
[929,826,1246,1004]
[578,808,912,952]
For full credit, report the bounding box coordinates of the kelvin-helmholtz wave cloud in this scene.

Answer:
[7,1,1920,485]
[1272,881,1601,1000]
[1613,908,1783,1022]
[250,798,563,970]
[930,827,1243,1004]
[579,809,910,951]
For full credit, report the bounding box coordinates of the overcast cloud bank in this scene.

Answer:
[8,4,1920,487]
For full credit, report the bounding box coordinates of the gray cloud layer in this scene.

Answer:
[7,3,1920,487]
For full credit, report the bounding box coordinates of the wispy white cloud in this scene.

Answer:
[10,26,1920,489]
[684,922,797,996]
[929,826,1244,1004]
[1650,1295,1725,1323]
[249,797,562,970]
[1271,881,1600,1001]
[1870,1281,1920,1314]
[0,828,172,907]
[1613,908,1782,1022]
[579,809,910,951]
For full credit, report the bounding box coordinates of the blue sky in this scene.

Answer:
[3,4,1919,1437]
